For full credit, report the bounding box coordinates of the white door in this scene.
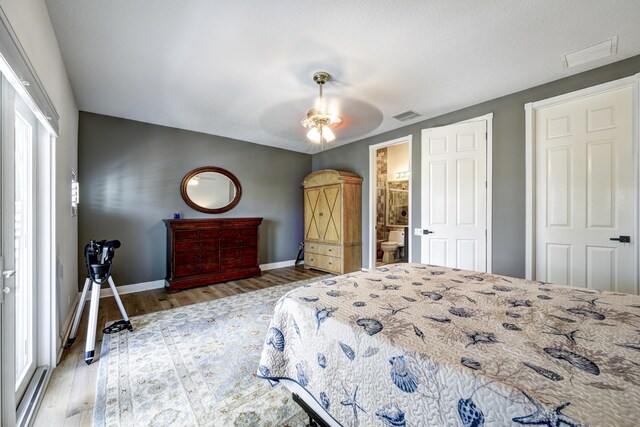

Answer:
[1,75,37,424]
[421,119,488,271]
[535,85,635,293]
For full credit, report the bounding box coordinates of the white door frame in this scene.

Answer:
[368,135,413,269]
[525,74,640,294]
[420,113,494,272]
[0,65,58,426]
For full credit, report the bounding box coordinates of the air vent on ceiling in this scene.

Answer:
[393,110,422,122]
[562,37,618,68]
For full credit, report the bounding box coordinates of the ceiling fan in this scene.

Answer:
[301,71,342,146]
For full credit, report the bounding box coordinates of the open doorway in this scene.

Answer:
[368,136,412,268]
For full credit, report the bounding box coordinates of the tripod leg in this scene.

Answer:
[107,276,132,331]
[84,280,101,365]
[66,278,91,348]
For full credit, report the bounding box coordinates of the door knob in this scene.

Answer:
[610,236,631,243]
[2,287,10,295]
[2,270,15,278]
[423,230,434,235]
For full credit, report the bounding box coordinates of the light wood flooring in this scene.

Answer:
[33,266,327,427]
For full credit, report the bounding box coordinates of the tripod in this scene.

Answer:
[66,240,133,365]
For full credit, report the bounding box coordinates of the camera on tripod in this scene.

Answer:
[85,239,121,284]
[68,238,132,365]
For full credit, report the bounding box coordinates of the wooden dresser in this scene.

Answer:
[302,170,362,274]
[163,218,262,292]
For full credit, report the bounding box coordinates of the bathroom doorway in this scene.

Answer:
[368,136,412,269]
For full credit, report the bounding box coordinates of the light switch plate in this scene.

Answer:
[414,228,422,236]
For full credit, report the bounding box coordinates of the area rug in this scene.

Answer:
[93,276,330,427]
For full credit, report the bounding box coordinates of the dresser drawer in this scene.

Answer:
[174,230,199,241]
[221,228,257,237]
[305,242,342,257]
[221,247,258,260]
[305,253,341,274]
[220,235,257,248]
[175,250,218,264]
[199,229,221,239]
[175,239,219,252]
[175,261,219,278]
[220,257,256,269]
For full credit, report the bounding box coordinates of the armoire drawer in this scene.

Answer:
[305,242,342,257]
[175,261,219,278]
[305,253,341,274]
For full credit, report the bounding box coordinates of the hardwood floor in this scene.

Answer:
[33,266,327,427]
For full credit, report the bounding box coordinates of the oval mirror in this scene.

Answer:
[180,166,242,214]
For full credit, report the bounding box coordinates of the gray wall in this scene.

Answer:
[313,55,640,278]
[78,113,311,287]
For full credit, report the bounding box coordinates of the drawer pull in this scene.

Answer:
[328,262,332,265]
[193,254,203,260]
[328,249,332,252]
[310,258,314,261]
[194,242,204,247]
[319,212,323,216]
[194,266,202,272]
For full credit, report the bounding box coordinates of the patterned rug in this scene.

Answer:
[93,276,330,427]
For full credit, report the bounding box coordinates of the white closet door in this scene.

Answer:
[535,85,634,293]
[421,120,487,271]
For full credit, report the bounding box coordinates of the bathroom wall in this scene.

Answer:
[386,143,410,181]
[375,147,388,244]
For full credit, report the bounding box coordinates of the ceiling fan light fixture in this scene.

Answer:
[302,71,341,145]
[307,126,321,143]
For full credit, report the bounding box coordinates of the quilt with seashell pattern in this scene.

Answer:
[257,263,640,426]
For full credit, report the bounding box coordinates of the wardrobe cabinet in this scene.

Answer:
[302,170,362,274]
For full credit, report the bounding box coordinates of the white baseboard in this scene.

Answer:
[260,259,297,271]
[84,279,166,300]
[80,260,297,302]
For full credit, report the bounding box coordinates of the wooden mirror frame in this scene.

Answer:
[180,166,242,214]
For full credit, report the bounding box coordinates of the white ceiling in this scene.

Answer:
[45,0,640,154]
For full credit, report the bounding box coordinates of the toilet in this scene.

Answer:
[381,230,405,263]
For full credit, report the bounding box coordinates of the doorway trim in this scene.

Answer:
[524,73,640,294]
[419,113,494,273]
[368,135,413,270]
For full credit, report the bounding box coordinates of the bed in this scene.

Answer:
[257,263,640,426]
